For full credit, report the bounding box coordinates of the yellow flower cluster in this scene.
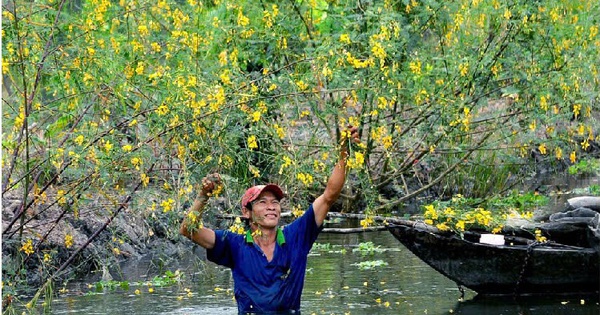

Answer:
[247,135,258,149]
[161,198,175,212]
[534,229,548,242]
[279,156,293,175]
[423,197,504,235]
[229,217,246,234]
[297,172,314,186]
[20,239,34,255]
[292,205,305,218]
[64,234,73,249]
[346,152,365,169]
[346,52,373,69]
[360,216,374,228]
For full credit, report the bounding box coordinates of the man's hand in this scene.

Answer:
[200,173,222,198]
[340,125,361,156]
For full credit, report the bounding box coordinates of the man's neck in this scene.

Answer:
[252,225,277,245]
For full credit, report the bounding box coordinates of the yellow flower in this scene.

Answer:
[57,189,67,206]
[443,207,455,216]
[572,104,581,120]
[570,151,576,163]
[249,165,261,178]
[251,111,261,122]
[296,80,308,91]
[534,229,547,242]
[20,239,35,255]
[455,220,465,231]
[540,95,548,111]
[459,63,469,77]
[141,173,149,187]
[161,198,175,213]
[237,9,249,26]
[74,135,85,145]
[297,172,314,186]
[538,143,546,155]
[103,140,113,153]
[274,124,285,139]
[360,217,374,228]
[339,34,351,44]
[555,147,563,160]
[423,204,438,220]
[65,234,73,248]
[436,222,450,231]
[247,135,258,149]
[347,152,365,169]
[131,157,142,170]
[292,205,305,218]
[409,59,421,75]
[581,139,590,151]
[229,217,246,234]
[155,104,169,116]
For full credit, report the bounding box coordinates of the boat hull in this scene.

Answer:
[387,223,600,296]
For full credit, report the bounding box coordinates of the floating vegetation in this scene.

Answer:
[352,242,387,255]
[352,260,389,270]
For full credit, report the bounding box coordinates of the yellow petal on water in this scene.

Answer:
[375,298,381,303]
[561,301,568,305]
[363,281,368,286]
[580,299,585,305]
[134,289,141,295]
[343,286,350,290]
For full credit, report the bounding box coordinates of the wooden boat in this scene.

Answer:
[387,221,600,296]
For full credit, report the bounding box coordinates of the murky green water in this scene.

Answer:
[43,230,598,315]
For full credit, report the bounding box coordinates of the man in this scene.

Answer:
[180,126,359,314]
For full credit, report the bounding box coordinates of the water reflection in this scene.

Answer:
[453,295,600,315]
[47,230,599,314]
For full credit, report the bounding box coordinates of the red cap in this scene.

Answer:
[241,184,284,210]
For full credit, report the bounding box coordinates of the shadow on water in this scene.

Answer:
[453,295,600,315]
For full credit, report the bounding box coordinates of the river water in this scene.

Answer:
[46,228,598,315]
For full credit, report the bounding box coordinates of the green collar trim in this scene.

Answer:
[245,227,286,246]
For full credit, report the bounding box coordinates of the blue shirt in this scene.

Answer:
[207,205,321,314]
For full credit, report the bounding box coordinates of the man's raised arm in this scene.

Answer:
[312,126,360,226]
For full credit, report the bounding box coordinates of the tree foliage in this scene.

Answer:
[2,0,599,310]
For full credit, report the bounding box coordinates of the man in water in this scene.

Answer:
[180,126,359,314]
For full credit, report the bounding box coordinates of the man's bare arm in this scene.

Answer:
[180,174,221,249]
[312,126,359,226]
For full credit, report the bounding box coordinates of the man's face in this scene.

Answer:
[243,190,281,228]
